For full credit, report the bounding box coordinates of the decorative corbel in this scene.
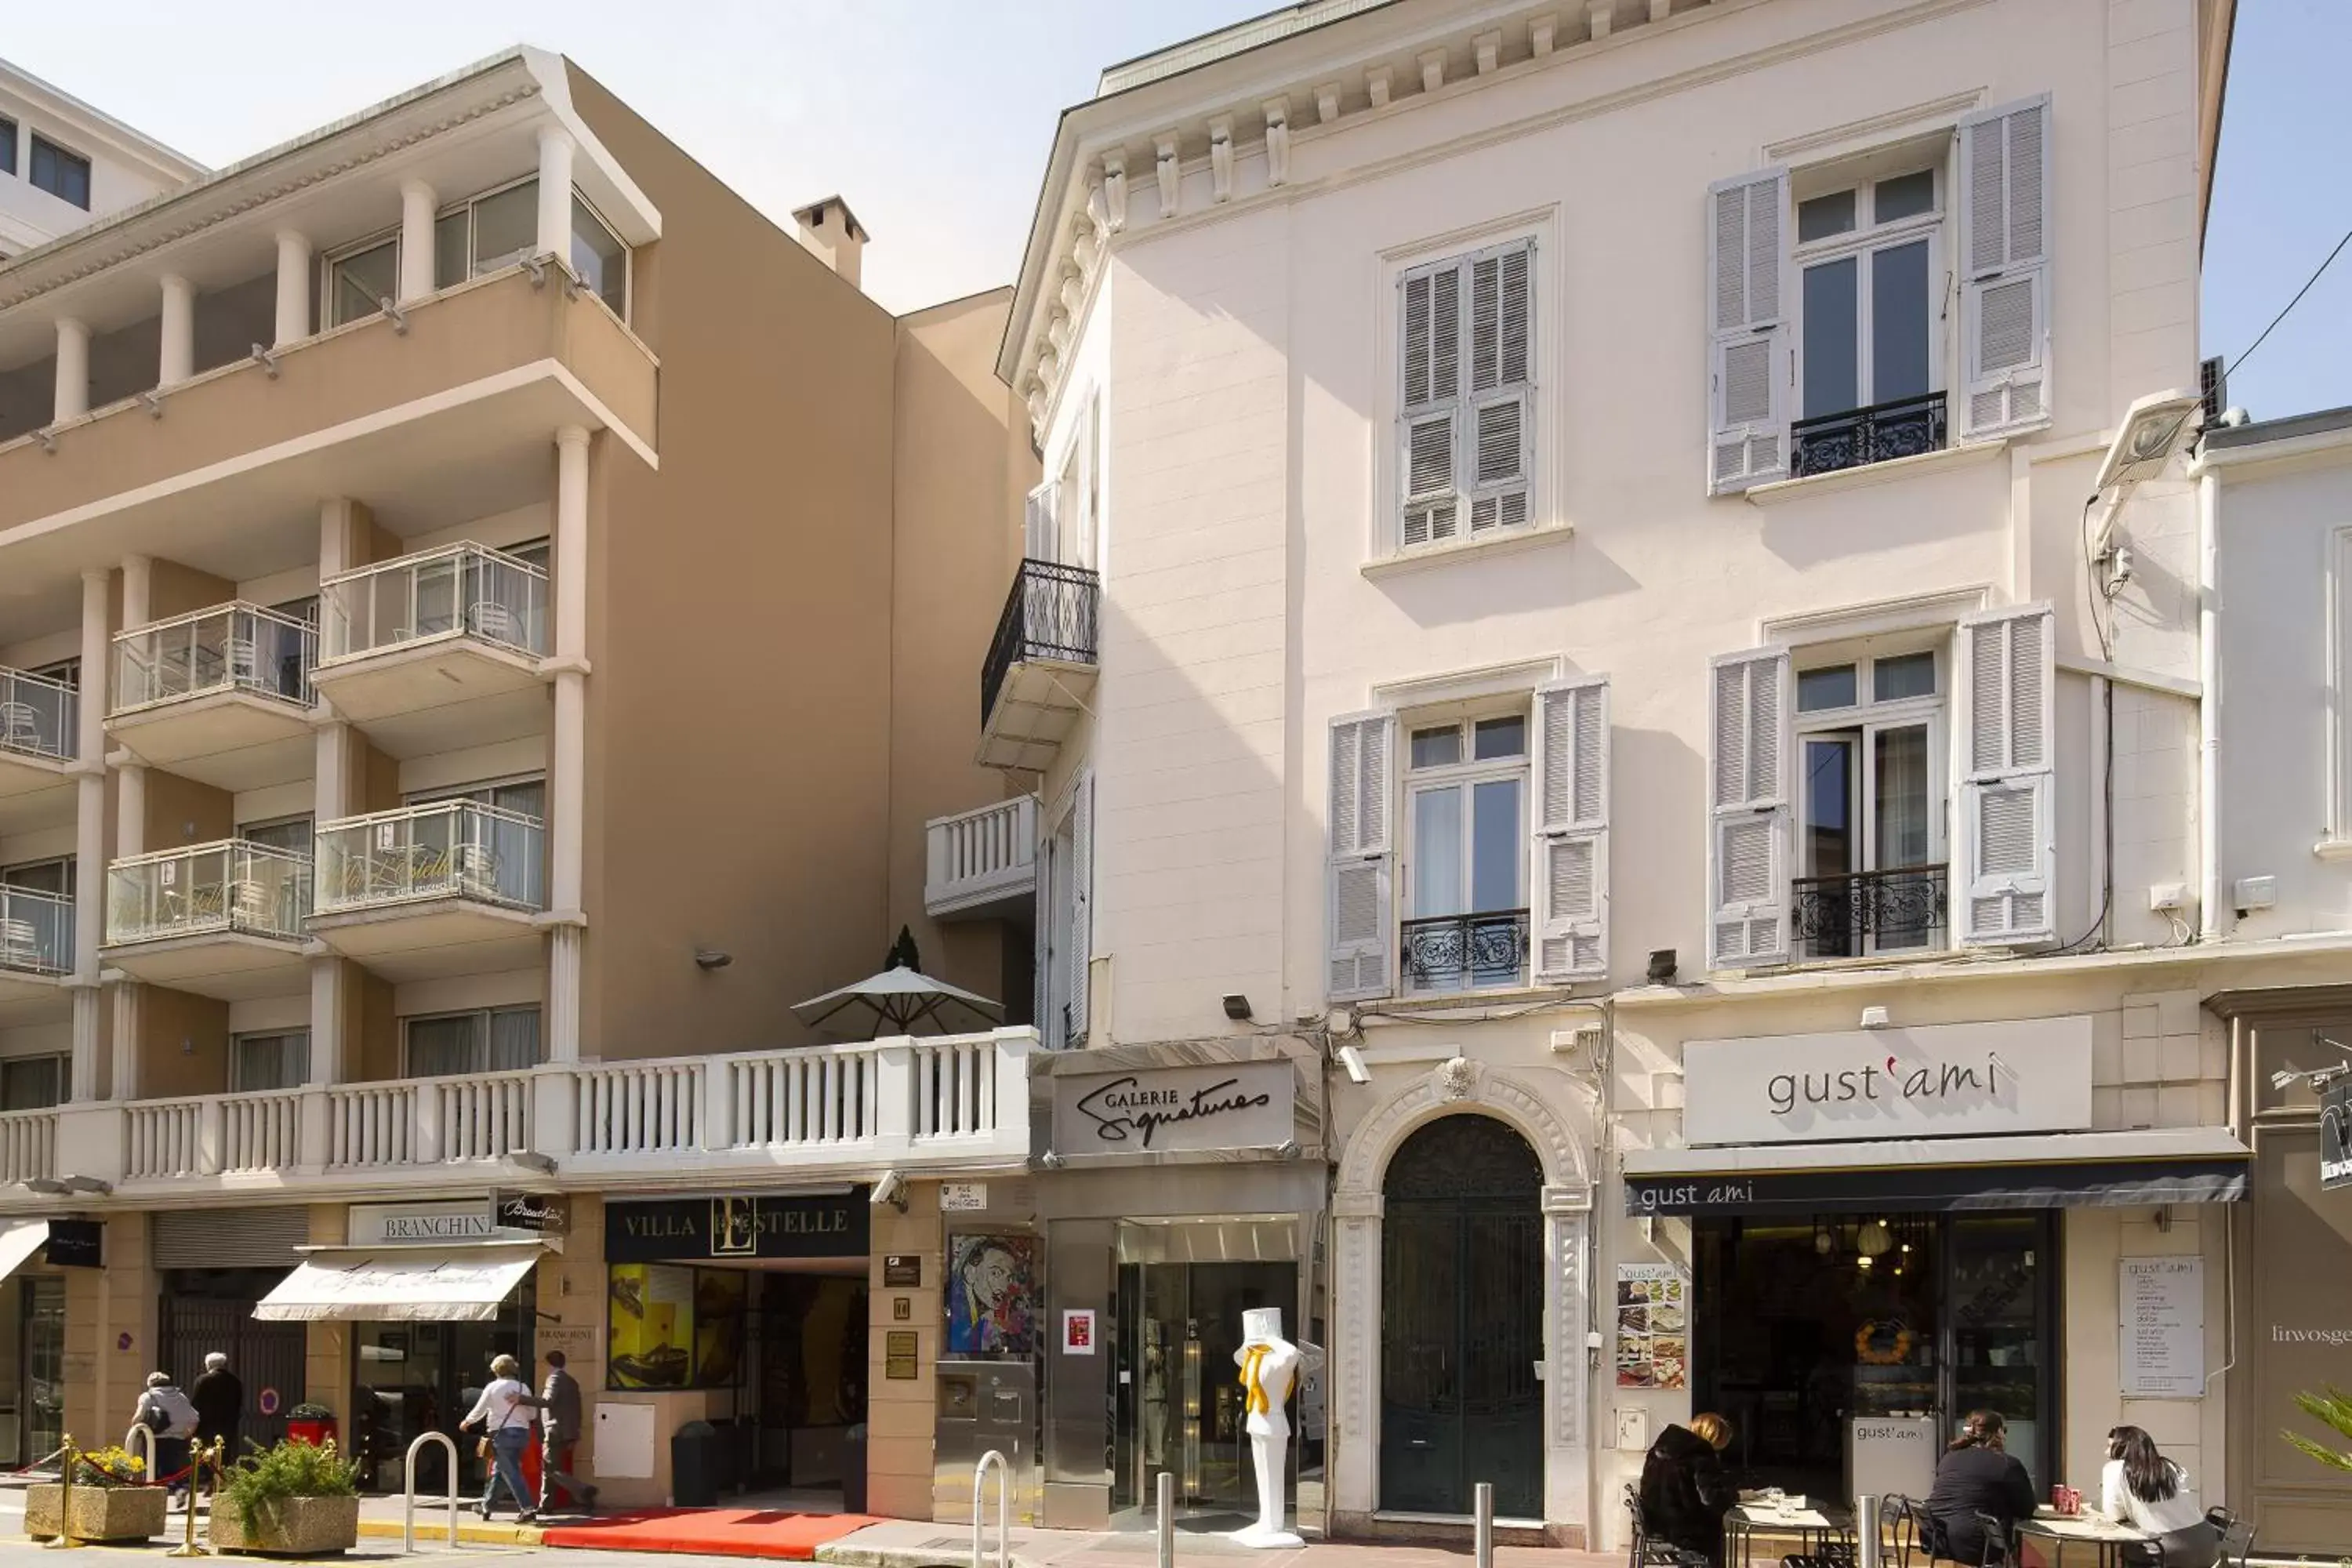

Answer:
[1036,345,1062,388]
[1058,263,1086,318]
[1418,49,1446,94]
[1261,97,1292,188]
[1207,116,1234,204]
[1070,212,1100,274]
[1084,181,1112,251]
[1100,149,1129,234]
[1154,131,1181,219]
[1047,308,1072,357]
[1474,31,1501,74]
[1024,378,1049,430]
[1366,65,1392,109]
[1314,82,1342,124]
[1531,14,1557,54]
[1588,2,1613,41]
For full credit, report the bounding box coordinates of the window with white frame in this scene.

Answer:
[403,1006,541,1077]
[0,1054,63,1112]
[1034,775,1093,1047]
[325,234,400,329]
[1397,238,1534,548]
[1402,710,1530,993]
[1792,647,1947,960]
[230,1030,310,1092]
[328,180,631,329]
[1025,394,1098,568]
[1795,168,1941,434]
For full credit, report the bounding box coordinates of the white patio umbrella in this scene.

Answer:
[790,967,1005,1039]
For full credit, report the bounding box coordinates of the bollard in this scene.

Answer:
[1857,1494,1882,1568]
[165,1440,211,1559]
[1156,1471,1174,1568]
[1473,1481,1494,1568]
[44,1432,80,1550]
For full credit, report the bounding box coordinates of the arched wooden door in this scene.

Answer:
[1378,1113,1544,1518]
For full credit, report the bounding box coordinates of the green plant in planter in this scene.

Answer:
[218,1436,361,1534]
[2285,1385,2352,1474]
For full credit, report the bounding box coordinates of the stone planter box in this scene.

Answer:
[209,1494,361,1556]
[25,1483,169,1542]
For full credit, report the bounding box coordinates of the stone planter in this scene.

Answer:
[209,1495,362,1556]
[25,1483,169,1542]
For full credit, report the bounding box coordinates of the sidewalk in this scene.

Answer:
[816,1519,1619,1568]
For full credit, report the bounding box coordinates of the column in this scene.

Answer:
[158,274,195,387]
[535,129,575,264]
[311,500,362,1087]
[546,426,590,1062]
[69,571,110,1102]
[398,180,437,304]
[274,231,313,347]
[53,318,89,423]
[111,558,151,1102]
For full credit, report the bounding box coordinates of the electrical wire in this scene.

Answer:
[2226,223,2352,381]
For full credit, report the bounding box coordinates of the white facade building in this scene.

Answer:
[0,60,201,259]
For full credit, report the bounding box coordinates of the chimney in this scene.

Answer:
[792,196,869,290]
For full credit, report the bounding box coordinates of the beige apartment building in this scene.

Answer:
[0,49,1036,1515]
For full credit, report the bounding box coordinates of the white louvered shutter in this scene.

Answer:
[1068,772,1094,1041]
[1466,241,1534,535]
[1033,832,1053,1044]
[1327,711,1395,1002]
[1958,604,2056,946]
[1707,168,1790,494]
[1024,480,1057,562]
[1070,396,1100,568]
[1707,648,1791,967]
[1399,263,1464,547]
[1958,96,2052,439]
[1533,676,1609,982]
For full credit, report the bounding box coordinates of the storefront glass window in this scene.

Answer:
[605,1263,748,1390]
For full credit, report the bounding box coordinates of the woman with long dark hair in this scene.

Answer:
[1921,1410,2036,1565]
[2100,1426,2220,1566]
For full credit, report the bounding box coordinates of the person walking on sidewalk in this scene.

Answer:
[133,1372,201,1512]
[191,1353,244,1474]
[459,1354,545,1523]
[536,1351,597,1515]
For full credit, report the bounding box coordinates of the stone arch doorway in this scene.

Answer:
[1377,1112,1545,1519]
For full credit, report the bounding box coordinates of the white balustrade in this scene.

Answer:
[314,800,545,915]
[112,602,317,713]
[575,1060,703,1156]
[125,1099,205,1180]
[223,1092,301,1173]
[0,666,76,761]
[320,543,549,663]
[328,1082,419,1168]
[434,1074,533,1161]
[105,839,310,946]
[913,1035,1000,1140]
[727,1046,880,1149]
[0,1109,56,1185]
[924,796,1038,917]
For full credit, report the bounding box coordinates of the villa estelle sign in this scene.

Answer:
[1681,1016,2094,1145]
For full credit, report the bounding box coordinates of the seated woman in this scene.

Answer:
[1922,1410,2036,1565]
[2100,1425,2221,1567]
[1638,1411,1739,1567]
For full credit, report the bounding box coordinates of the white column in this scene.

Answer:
[274,231,313,347]
[313,497,357,1087]
[307,956,347,1087]
[535,129,575,263]
[69,569,110,1102]
[53,318,89,422]
[546,426,590,1063]
[158,274,195,387]
[554,429,590,665]
[109,985,141,1103]
[398,180,437,304]
[109,557,149,1104]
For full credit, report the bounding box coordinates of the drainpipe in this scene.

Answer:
[2198,468,2223,939]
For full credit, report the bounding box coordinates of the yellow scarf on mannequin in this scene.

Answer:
[1239,1345,1295,1416]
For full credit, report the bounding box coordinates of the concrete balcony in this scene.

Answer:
[0,1111,56,1187]
[0,668,78,801]
[925,796,1037,920]
[0,886,74,1009]
[313,543,550,757]
[978,560,1099,772]
[65,1029,1038,1201]
[101,838,312,1000]
[107,604,318,791]
[308,800,546,982]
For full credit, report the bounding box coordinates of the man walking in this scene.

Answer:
[537,1351,597,1515]
[191,1353,243,1472]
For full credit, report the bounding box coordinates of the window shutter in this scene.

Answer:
[1070,395,1100,568]
[1033,833,1053,1045]
[1068,772,1094,1041]
[1399,260,1466,546]
[1706,648,1791,967]
[1023,480,1057,563]
[1533,676,1608,982]
[1327,711,1395,1002]
[1958,96,2052,439]
[1957,604,2056,946]
[1466,240,1534,535]
[1707,167,1790,494]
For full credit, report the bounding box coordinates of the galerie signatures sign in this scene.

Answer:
[1682,1017,2092,1145]
[1051,1059,1293,1154]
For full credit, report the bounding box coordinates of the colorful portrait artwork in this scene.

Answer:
[946,1233,1037,1356]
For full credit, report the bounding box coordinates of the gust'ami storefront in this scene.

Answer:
[1605,1003,2246,1552]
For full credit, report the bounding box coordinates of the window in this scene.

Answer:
[0,118,16,177]
[27,136,89,209]
[430,180,630,320]
[403,1006,541,1077]
[571,194,628,318]
[0,858,74,896]
[1402,710,1529,993]
[1793,649,1947,960]
[403,776,546,907]
[230,1031,309,1092]
[0,859,72,975]
[238,815,313,857]
[1036,774,1093,1048]
[325,236,398,328]
[1791,166,1945,477]
[0,1055,63,1111]
[1397,238,1534,548]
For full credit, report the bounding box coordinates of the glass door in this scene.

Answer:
[1946,1214,2053,1491]
[354,1324,449,1493]
[1119,1260,1297,1523]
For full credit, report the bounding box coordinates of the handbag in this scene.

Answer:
[477,1436,492,1461]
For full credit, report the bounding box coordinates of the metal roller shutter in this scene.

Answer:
[151,1207,310,1270]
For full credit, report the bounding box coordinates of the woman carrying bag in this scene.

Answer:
[458,1355,545,1523]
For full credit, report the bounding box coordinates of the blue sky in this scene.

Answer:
[9,1,2342,419]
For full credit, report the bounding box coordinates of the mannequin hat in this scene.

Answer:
[1242,1306,1284,1342]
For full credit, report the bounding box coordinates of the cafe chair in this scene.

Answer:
[1620,1483,1711,1568]
[1969,1510,2016,1568]
[2212,1512,2256,1568]
[1878,1494,1923,1568]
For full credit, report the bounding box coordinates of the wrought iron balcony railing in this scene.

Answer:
[1791,863,1948,962]
[981,558,1100,724]
[1791,392,1949,480]
[1402,908,1530,993]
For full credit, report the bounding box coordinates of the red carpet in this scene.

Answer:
[538,1508,876,1559]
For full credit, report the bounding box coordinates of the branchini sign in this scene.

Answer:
[1682,1016,2093,1145]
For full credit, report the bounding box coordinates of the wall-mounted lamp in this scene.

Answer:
[1221,994,1253,1022]
[1336,1044,1371,1085]
[695,950,733,971]
[1646,949,1678,986]
[1860,1005,1892,1030]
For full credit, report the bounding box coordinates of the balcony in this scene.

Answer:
[313,544,550,756]
[101,839,312,1000]
[925,796,1038,920]
[1402,908,1530,994]
[0,668,77,800]
[978,560,1099,772]
[78,1029,1037,1199]
[0,886,74,1009]
[107,604,318,791]
[308,800,546,981]
[1791,864,1949,963]
[1790,393,1950,481]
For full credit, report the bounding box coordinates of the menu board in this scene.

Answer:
[2118,1257,2205,1397]
[1616,1263,1688,1389]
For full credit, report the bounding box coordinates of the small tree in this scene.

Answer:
[2284,1385,2352,1473]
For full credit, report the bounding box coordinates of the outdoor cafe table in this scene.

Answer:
[2015,1508,2156,1568]
[1723,1500,1852,1565]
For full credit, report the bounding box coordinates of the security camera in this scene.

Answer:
[1336,1044,1371,1085]
[870,1171,908,1211]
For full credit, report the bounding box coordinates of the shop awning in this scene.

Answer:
[0,1222,46,1282]
[1624,1128,2251,1218]
[252,1242,541,1322]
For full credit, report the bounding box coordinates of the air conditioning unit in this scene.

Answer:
[2199,355,2229,429]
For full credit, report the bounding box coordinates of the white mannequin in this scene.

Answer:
[1230,1305,1304,1547]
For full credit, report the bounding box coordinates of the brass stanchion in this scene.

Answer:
[42,1432,82,1549]
[165,1440,214,1557]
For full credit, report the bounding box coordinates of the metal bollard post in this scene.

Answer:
[45,1432,80,1550]
[1156,1471,1174,1568]
[1473,1481,1494,1568]
[166,1440,211,1559]
[1857,1494,1882,1568]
